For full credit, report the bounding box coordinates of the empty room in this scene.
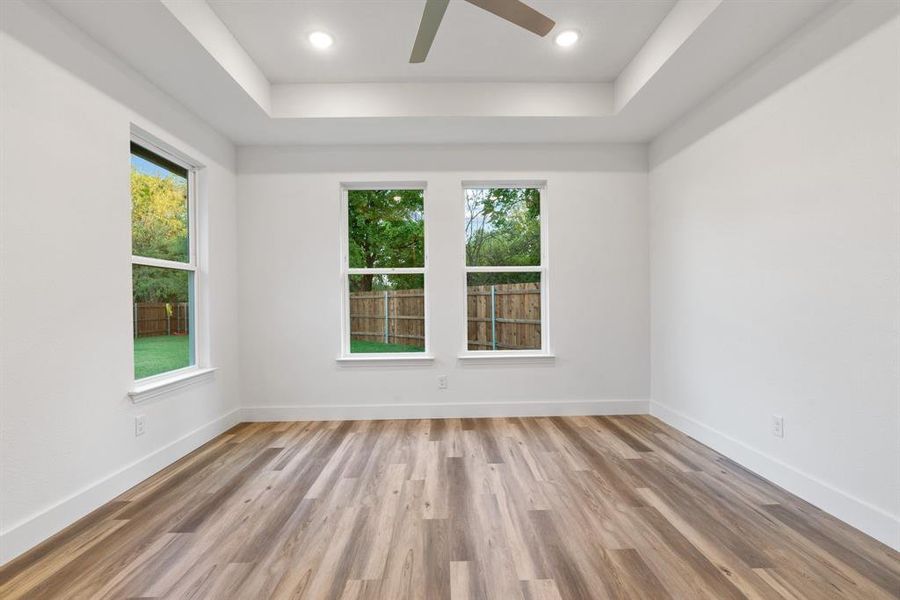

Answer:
[1,0,898,598]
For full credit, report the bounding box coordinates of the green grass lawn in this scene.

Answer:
[350,339,424,353]
[134,335,190,379]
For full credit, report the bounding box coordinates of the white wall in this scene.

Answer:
[649,16,900,548]
[0,1,241,562]
[237,145,650,420]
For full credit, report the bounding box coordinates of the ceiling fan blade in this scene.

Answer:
[464,0,555,36]
[410,0,451,63]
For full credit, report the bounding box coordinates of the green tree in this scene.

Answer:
[348,189,424,291]
[132,265,189,304]
[465,188,540,285]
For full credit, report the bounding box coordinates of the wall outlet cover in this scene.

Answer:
[772,415,784,438]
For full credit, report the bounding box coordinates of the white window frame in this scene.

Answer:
[129,129,214,401]
[338,182,433,364]
[459,180,552,360]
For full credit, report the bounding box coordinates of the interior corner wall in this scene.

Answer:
[235,144,650,421]
[648,16,900,549]
[0,0,241,563]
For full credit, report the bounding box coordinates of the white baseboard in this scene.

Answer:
[241,398,649,422]
[0,408,243,565]
[650,401,900,551]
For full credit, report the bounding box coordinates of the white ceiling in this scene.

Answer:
[206,0,676,83]
[42,0,899,146]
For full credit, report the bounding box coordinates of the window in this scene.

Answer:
[464,184,548,354]
[341,186,428,356]
[131,141,197,379]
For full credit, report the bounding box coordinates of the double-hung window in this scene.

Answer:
[130,140,198,381]
[463,183,549,355]
[341,185,428,357]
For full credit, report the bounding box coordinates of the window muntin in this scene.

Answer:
[464,185,547,354]
[343,187,427,355]
[131,142,197,379]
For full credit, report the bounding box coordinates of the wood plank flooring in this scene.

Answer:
[1,416,898,599]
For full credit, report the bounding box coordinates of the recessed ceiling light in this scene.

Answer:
[308,31,334,50]
[554,30,580,48]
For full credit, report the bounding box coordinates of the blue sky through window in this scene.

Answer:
[131,154,185,182]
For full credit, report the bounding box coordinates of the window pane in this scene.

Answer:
[349,274,425,353]
[467,272,540,351]
[131,147,189,263]
[132,265,194,378]
[465,187,540,267]
[348,189,424,269]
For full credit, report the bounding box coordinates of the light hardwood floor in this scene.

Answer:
[1,416,898,599]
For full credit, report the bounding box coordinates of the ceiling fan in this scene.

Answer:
[410,0,555,63]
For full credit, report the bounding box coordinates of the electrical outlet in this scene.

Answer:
[135,415,146,437]
[772,415,784,438]
[438,375,448,390]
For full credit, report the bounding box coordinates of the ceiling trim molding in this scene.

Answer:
[650,0,900,167]
[615,0,721,112]
[270,82,613,119]
[160,0,271,113]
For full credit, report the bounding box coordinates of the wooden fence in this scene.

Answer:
[350,289,425,347]
[349,282,541,350]
[466,282,541,350]
[133,302,189,337]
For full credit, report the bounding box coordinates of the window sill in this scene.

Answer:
[129,367,217,403]
[336,354,435,367]
[457,352,556,365]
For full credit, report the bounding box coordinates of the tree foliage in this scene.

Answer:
[348,189,424,291]
[132,264,189,305]
[131,169,189,303]
[465,188,540,285]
